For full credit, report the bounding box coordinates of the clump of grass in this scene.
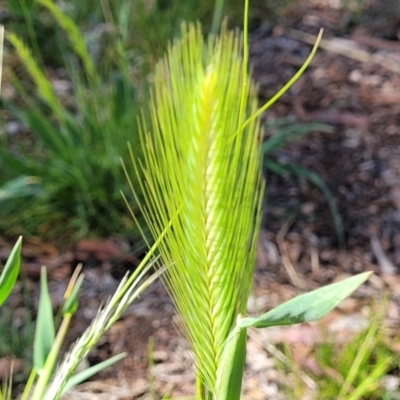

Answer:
[0,235,163,400]
[278,301,395,400]
[0,0,142,241]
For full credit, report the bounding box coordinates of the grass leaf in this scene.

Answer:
[38,0,97,85]
[33,267,55,370]
[7,32,63,118]
[215,325,247,400]
[0,176,43,201]
[262,121,333,155]
[238,272,372,329]
[0,236,22,307]
[60,353,127,396]
[0,25,4,95]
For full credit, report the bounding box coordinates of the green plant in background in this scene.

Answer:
[278,301,395,400]
[0,0,323,244]
[0,235,164,400]
[1,36,165,392]
[0,0,236,242]
[127,1,372,397]
[0,0,143,241]
[262,117,345,248]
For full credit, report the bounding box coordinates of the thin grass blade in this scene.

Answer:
[0,237,22,307]
[7,32,63,118]
[238,272,372,328]
[0,25,4,94]
[262,122,333,155]
[33,267,55,369]
[60,353,127,396]
[38,0,97,85]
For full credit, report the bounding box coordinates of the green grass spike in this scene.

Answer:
[132,22,264,396]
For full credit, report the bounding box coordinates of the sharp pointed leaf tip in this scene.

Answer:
[239,272,372,329]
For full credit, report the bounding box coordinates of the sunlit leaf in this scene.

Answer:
[60,353,127,396]
[238,272,372,329]
[0,237,22,307]
[33,267,55,369]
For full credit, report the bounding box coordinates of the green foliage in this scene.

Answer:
[33,268,55,370]
[0,1,141,241]
[279,301,396,400]
[0,0,322,243]
[0,24,3,93]
[0,235,163,399]
[0,236,21,306]
[1,0,258,242]
[239,272,371,329]
[0,2,379,399]
[0,306,34,361]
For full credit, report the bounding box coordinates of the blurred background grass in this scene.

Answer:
[0,0,350,245]
[0,0,297,244]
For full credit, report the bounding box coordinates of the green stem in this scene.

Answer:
[31,315,72,400]
[196,375,205,399]
[240,29,323,133]
[20,367,37,400]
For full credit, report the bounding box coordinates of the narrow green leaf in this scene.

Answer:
[0,236,22,307]
[60,353,127,396]
[7,32,63,119]
[215,325,247,400]
[261,122,333,155]
[238,272,372,329]
[0,25,4,95]
[61,273,84,316]
[0,176,43,201]
[0,149,43,176]
[17,109,70,159]
[38,0,97,86]
[33,267,55,369]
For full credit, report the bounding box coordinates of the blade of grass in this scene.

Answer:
[338,302,389,399]
[0,25,4,94]
[240,28,324,133]
[38,0,98,86]
[60,352,127,396]
[210,0,225,34]
[7,32,63,119]
[0,236,22,307]
[238,272,372,328]
[0,176,43,201]
[33,267,55,370]
[262,122,333,155]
